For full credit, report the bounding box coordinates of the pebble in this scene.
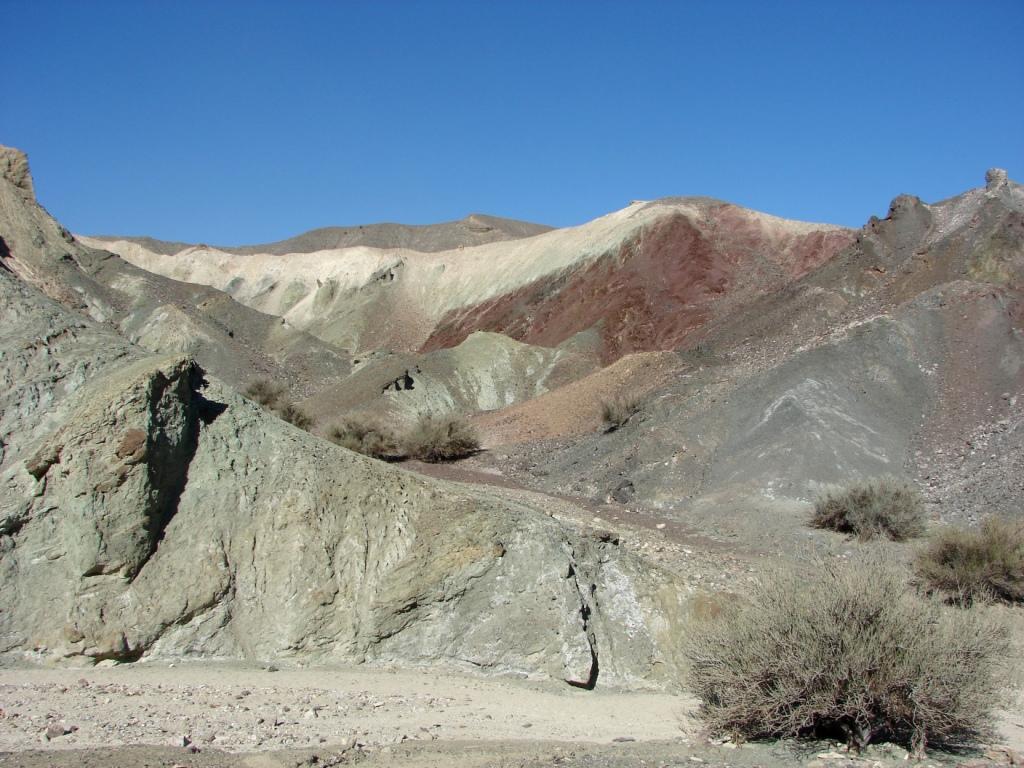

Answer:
[44,722,73,740]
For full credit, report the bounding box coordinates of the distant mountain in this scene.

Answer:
[85,198,853,363]
[88,213,553,256]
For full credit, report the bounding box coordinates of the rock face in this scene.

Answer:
[987,167,1008,190]
[0,145,34,201]
[0,154,686,687]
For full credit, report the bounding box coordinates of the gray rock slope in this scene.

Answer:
[90,213,553,256]
[508,171,1024,537]
[301,331,600,430]
[0,151,685,688]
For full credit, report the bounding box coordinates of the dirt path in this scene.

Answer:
[404,458,763,593]
[0,661,695,754]
[2,661,1019,768]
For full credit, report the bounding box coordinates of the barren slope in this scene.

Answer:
[470,171,1024,548]
[0,146,688,690]
[85,200,853,362]
[89,212,552,256]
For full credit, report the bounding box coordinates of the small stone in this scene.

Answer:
[44,723,69,740]
[656,523,666,530]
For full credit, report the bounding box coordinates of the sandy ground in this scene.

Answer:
[0,660,1020,768]
[0,661,693,753]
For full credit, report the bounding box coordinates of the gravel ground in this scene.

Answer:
[0,661,1020,768]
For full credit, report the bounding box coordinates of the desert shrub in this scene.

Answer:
[601,396,640,433]
[243,378,313,431]
[810,478,925,541]
[684,553,1012,753]
[916,517,1024,605]
[405,413,480,462]
[328,415,403,460]
[276,401,313,430]
[244,378,284,409]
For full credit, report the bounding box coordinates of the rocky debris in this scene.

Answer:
[0,664,690,755]
[913,405,1024,524]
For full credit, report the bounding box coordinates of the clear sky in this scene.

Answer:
[3,1,1022,244]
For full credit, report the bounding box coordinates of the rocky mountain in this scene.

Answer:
[469,170,1024,547]
[3,142,1021,698]
[81,199,853,363]
[0,146,686,688]
[83,157,1023,538]
[87,212,552,256]
[0,152,351,401]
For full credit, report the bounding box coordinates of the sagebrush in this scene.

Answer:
[244,378,284,409]
[601,396,640,433]
[405,414,480,462]
[916,517,1024,605]
[244,378,312,431]
[811,478,925,540]
[684,553,1012,752]
[277,401,313,430]
[328,415,403,460]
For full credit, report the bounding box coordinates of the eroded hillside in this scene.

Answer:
[0,146,688,689]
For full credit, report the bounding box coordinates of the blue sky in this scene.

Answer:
[3,1,1022,244]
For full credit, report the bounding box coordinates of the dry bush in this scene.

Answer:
[276,401,313,431]
[243,378,312,431]
[328,415,403,460]
[684,553,1012,753]
[244,378,284,409]
[810,478,925,541]
[405,413,480,462]
[601,396,640,433]
[916,517,1024,605]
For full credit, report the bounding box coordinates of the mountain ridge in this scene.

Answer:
[86,212,554,256]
